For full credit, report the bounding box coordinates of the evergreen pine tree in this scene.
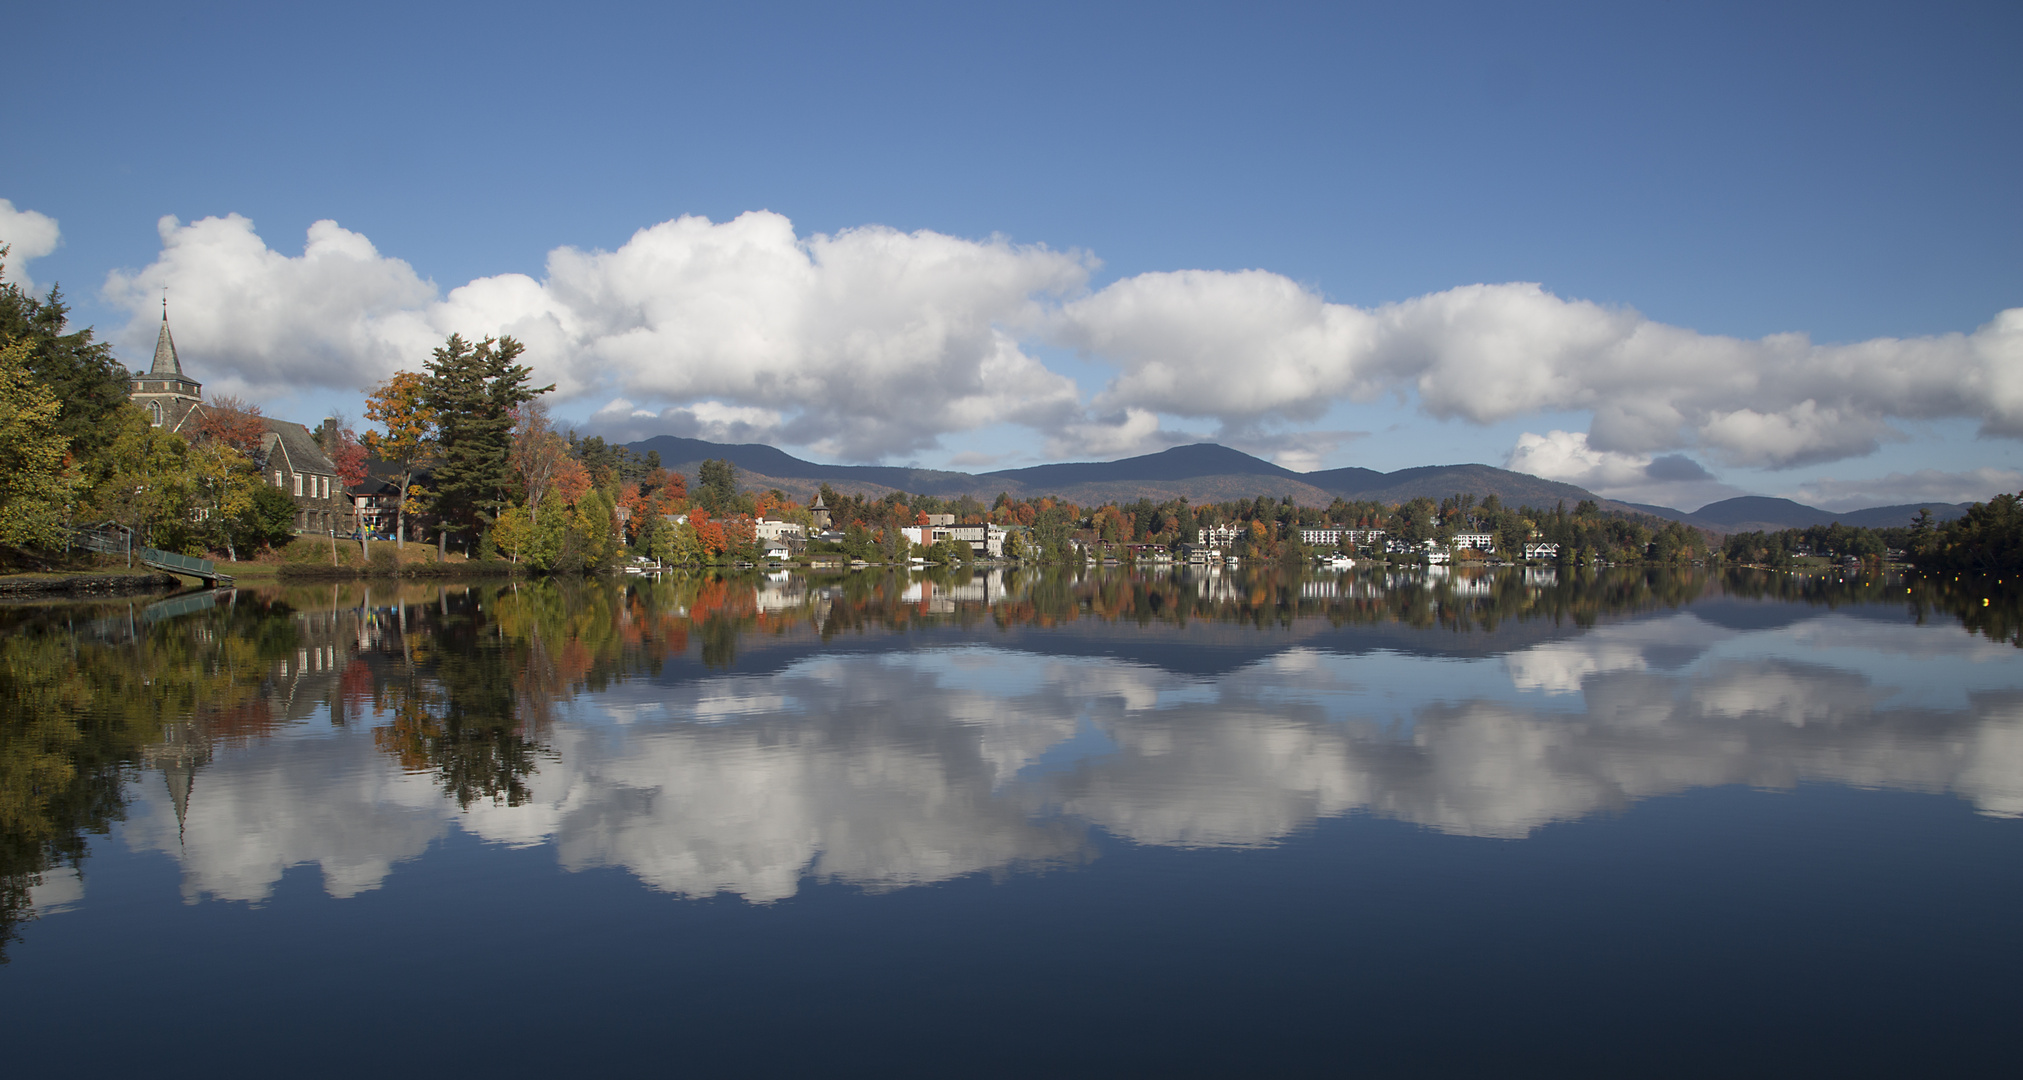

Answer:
[0,251,132,473]
[422,334,551,545]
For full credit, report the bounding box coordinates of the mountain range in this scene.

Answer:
[623,436,1975,533]
[1620,496,1970,533]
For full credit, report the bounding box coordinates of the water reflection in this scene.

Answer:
[4,565,2021,956]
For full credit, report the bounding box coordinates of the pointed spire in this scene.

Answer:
[162,756,194,843]
[150,302,182,376]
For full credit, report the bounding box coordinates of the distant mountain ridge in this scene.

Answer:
[1622,495,1973,533]
[623,435,1979,529]
[626,437,1606,508]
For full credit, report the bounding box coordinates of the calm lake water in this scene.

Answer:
[3,565,2021,1076]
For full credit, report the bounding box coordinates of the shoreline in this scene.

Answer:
[0,571,180,597]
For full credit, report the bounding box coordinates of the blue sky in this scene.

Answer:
[4,1,2019,510]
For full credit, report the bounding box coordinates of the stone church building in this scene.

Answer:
[130,311,354,535]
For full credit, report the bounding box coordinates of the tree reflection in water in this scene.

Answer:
[2,563,2020,958]
[0,592,302,959]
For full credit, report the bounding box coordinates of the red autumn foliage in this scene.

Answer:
[330,427,369,487]
[617,483,646,540]
[193,394,267,458]
[688,508,729,555]
[648,467,687,504]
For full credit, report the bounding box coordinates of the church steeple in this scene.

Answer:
[131,298,202,430]
[150,301,183,376]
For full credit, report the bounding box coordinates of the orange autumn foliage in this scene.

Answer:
[553,457,592,507]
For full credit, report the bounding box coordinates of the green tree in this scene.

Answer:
[83,406,199,553]
[0,340,78,548]
[696,458,739,514]
[652,519,704,567]
[421,334,550,548]
[237,484,300,554]
[491,503,564,568]
[1913,493,2023,574]
[0,255,131,476]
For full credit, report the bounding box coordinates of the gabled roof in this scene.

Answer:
[261,418,337,476]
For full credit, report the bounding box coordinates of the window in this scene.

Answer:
[293,474,303,497]
[274,470,283,488]
[148,402,163,426]
[322,476,331,499]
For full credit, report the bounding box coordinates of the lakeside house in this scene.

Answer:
[128,311,354,535]
[900,522,1007,558]
[348,470,410,538]
[1299,527,1388,548]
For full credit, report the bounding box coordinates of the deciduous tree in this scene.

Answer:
[190,394,267,461]
[363,370,437,548]
[0,252,131,473]
[0,340,78,548]
[319,414,369,488]
[510,399,567,526]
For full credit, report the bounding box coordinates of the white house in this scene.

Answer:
[1202,523,1247,548]
[1303,527,1387,548]
[900,522,1003,558]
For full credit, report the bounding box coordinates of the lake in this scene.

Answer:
[3,565,2020,1076]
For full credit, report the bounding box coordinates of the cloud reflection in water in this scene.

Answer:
[125,611,2023,905]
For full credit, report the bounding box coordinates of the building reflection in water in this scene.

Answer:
[5,565,2022,949]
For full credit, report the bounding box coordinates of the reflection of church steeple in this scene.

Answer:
[162,755,195,839]
[143,718,212,843]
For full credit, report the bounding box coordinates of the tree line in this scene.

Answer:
[1719,498,2023,575]
[800,486,1710,565]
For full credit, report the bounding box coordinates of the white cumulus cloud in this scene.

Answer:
[0,198,61,293]
[100,209,2023,470]
[1506,429,1737,507]
[106,211,1090,462]
[589,398,787,446]
[103,214,440,402]
[1055,276,2023,471]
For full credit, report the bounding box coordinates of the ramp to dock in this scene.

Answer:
[68,524,235,587]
